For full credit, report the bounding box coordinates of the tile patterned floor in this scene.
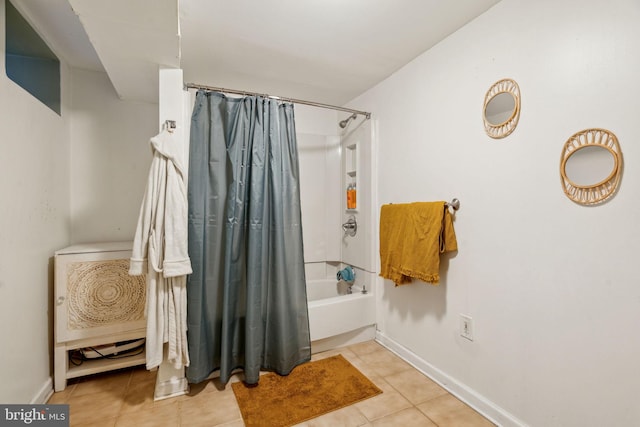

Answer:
[47,340,495,427]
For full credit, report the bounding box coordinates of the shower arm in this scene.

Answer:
[339,113,358,129]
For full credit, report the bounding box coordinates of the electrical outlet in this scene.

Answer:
[460,314,473,341]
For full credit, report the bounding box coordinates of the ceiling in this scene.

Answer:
[15,0,501,105]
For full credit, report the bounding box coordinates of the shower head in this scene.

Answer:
[339,113,358,129]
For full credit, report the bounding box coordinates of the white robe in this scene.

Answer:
[129,129,192,370]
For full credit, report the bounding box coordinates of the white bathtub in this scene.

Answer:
[306,279,376,344]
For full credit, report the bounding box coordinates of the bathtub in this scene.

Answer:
[306,278,376,347]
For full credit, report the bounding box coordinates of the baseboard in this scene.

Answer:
[375,331,528,427]
[31,377,54,404]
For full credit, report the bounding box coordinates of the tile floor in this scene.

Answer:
[47,340,495,427]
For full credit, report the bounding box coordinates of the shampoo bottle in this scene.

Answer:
[352,183,357,209]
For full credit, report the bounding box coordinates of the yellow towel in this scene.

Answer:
[379,202,458,285]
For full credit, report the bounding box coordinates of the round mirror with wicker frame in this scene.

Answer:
[560,128,622,205]
[483,78,521,139]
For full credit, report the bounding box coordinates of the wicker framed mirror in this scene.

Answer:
[560,128,622,205]
[483,78,521,139]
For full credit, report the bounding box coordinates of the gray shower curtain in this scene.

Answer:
[186,90,311,385]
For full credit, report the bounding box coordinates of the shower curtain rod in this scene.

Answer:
[184,83,371,119]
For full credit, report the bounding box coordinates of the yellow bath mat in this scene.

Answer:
[231,354,382,427]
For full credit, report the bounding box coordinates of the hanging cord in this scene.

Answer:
[69,343,145,366]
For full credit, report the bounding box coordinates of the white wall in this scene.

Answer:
[0,6,158,403]
[0,0,71,403]
[296,105,343,280]
[69,68,157,244]
[350,0,640,426]
[341,118,375,273]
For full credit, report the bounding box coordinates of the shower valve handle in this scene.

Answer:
[342,216,357,237]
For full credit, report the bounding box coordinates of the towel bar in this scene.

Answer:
[387,199,460,210]
[445,198,460,211]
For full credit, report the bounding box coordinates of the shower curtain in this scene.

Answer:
[186,90,311,385]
